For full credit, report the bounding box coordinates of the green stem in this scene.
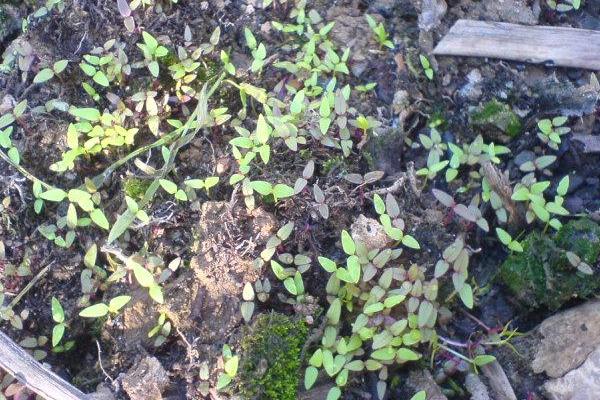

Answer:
[438,343,473,364]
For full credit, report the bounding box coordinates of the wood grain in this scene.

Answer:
[0,330,87,400]
[433,19,600,70]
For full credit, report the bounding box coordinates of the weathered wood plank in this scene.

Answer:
[433,19,600,70]
[0,330,87,400]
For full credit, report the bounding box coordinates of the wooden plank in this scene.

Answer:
[0,330,87,400]
[433,19,600,70]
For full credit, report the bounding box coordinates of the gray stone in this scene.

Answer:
[407,370,448,400]
[351,214,390,251]
[465,373,490,400]
[543,346,600,400]
[455,0,538,25]
[514,150,535,167]
[122,357,169,400]
[418,0,447,32]
[458,69,483,101]
[532,300,600,378]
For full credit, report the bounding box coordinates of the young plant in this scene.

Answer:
[79,295,131,318]
[136,31,169,78]
[365,14,394,49]
[51,297,67,347]
[216,345,239,390]
[566,251,593,275]
[495,228,524,252]
[537,116,570,150]
[148,312,172,347]
[419,55,433,80]
[511,175,569,230]
[33,59,68,84]
[244,28,267,73]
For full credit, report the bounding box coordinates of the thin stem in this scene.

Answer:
[438,335,469,348]
[438,343,473,364]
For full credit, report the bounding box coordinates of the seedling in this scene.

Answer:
[537,116,570,150]
[495,228,524,252]
[51,297,67,347]
[419,55,434,80]
[33,59,68,84]
[79,295,131,318]
[217,345,239,390]
[136,31,169,77]
[365,14,394,49]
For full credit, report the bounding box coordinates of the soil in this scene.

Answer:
[1,0,600,399]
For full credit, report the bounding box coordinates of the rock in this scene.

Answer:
[532,300,600,378]
[543,346,600,400]
[533,78,600,118]
[458,69,483,101]
[572,134,600,154]
[481,361,517,400]
[418,0,447,32]
[370,0,399,13]
[392,90,410,115]
[88,384,116,400]
[327,7,382,77]
[499,219,600,310]
[351,214,391,250]
[514,150,535,167]
[470,99,522,140]
[407,369,448,400]
[122,357,169,400]
[455,0,538,25]
[465,373,490,400]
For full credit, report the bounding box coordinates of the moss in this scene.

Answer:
[471,99,522,137]
[499,218,600,309]
[237,313,308,400]
[554,218,600,262]
[123,177,150,200]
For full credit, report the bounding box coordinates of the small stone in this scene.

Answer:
[533,300,600,378]
[543,346,600,400]
[122,357,169,400]
[351,215,390,250]
[418,0,448,32]
[458,69,483,101]
[392,90,410,115]
[465,373,490,400]
[514,150,535,167]
[407,369,448,400]
[88,384,116,400]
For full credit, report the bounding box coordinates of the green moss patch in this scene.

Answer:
[471,99,522,137]
[237,313,308,400]
[499,218,600,309]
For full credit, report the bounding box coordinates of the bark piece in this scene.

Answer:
[434,20,600,70]
[0,330,86,400]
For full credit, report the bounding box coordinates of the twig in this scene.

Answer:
[95,340,115,385]
[0,150,52,190]
[9,261,53,309]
